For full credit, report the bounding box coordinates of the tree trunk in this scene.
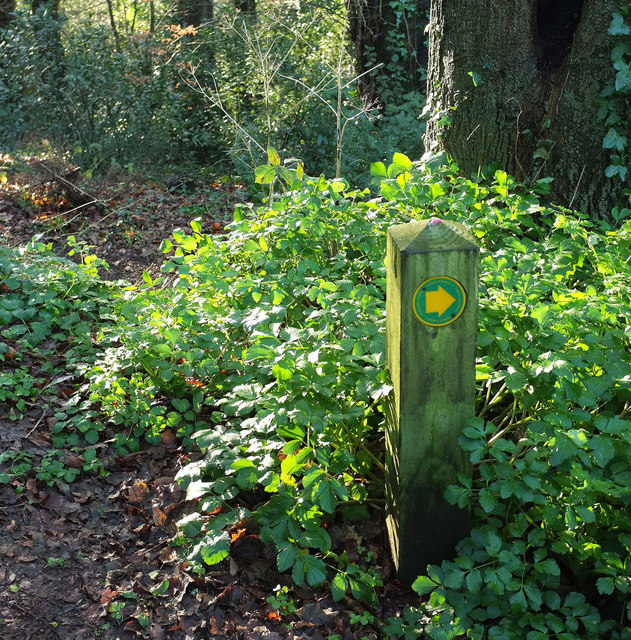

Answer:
[426,0,619,219]
[105,0,120,48]
[0,0,15,29]
[178,0,213,26]
[234,0,255,20]
[346,0,429,105]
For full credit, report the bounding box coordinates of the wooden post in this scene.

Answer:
[385,218,479,584]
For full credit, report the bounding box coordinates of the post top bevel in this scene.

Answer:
[388,219,479,254]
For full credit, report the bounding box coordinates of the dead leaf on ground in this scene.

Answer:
[127,480,150,503]
[296,602,339,627]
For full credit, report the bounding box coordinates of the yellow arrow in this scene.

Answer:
[425,286,456,316]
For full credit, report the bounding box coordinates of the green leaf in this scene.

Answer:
[523,583,543,610]
[300,527,331,553]
[200,532,230,565]
[596,577,615,595]
[484,568,504,595]
[370,162,387,178]
[255,164,276,184]
[543,590,561,610]
[84,429,99,445]
[468,70,482,87]
[232,459,256,470]
[151,579,170,596]
[392,152,412,171]
[280,447,311,477]
[303,554,327,586]
[138,612,150,629]
[278,546,299,572]
[178,513,204,538]
[602,415,629,434]
[445,483,470,508]
[479,488,497,513]
[466,569,483,593]
[575,506,596,524]
[443,567,465,589]
[164,328,181,344]
[605,164,628,181]
[609,12,630,36]
[313,480,337,513]
[509,589,528,612]
[331,572,348,601]
[411,575,437,596]
[172,398,190,412]
[272,361,294,381]
[550,434,576,466]
[589,435,615,468]
[603,128,626,151]
[267,147,281,167]
[615,63,631,92]
[180,235,198,251]
[536,558,560,576]
[531,304,550,326]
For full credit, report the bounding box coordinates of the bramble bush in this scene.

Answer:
[1,154,631,636]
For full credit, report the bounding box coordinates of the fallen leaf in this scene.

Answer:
[296,602,338,627]
[127,481,149,503]
[98,588,119,604]
[230,528,246,543]
[161,429,178,450]
[152,504,168,526]
[64,454,84,469]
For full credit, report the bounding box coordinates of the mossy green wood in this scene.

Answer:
[385,218,479,584]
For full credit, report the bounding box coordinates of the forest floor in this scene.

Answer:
[0,155,415,640]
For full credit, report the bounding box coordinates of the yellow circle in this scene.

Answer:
[412,276,467,327]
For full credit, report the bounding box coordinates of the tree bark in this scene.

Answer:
[234,0,255,20]
[105,0,120,48]
[346,0,429,105]
[0,0,15,29]
[178,0,213,26]
[426,0,619,219]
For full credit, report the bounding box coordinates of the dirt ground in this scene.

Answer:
[0,158,416,640]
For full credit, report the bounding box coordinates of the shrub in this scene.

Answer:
[2,155,630,636]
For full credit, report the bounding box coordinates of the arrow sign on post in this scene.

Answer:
[425,286,455,316]
[385,218,480,584]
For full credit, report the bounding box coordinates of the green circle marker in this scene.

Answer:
[412,276,466,327]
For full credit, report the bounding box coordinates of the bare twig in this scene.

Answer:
[24,410,47,440]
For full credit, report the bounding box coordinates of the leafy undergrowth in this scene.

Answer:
[1,154,631,638]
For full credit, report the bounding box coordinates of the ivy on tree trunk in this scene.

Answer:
[346,0,429,105]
